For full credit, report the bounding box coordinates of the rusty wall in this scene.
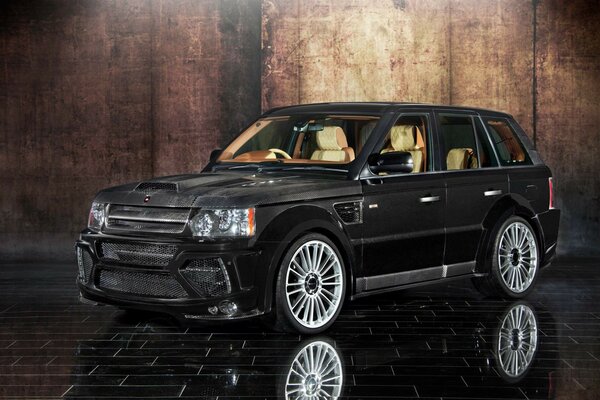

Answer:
[0,0,261,261]
[262,0,600,254]
[536,0,600,254]
[1,0,598,260]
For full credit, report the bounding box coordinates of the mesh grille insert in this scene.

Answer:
[181,258,231,298]
[98,268,188,299]
[99,241,177,268]
[334,201,362,224]
[135,182,177,193]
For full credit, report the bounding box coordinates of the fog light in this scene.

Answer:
[76,248,85,280]
[208,305,219,315]
[218,300,238,316]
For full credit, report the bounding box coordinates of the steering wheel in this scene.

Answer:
[268,148,292,159]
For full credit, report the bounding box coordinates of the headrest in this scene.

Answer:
[316,126,348,150]
[390,125,418,151]
[447,148,473,170]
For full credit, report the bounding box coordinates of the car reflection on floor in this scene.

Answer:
[67,301,555,399]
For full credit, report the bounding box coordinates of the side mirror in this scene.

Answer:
[368,151,414,174]
[209,148,223,163]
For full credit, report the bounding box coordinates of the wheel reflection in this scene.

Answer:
[495,302,538,382]
[285,339,343,399]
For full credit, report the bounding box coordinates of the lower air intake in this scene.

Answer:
[181,258,231,298]
[98,268,188,299]
[99,241,177,268]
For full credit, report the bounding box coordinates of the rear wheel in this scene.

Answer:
[473,215,539,298]
[270,233,346,334]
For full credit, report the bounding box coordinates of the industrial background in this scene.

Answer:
[1,0,598,261]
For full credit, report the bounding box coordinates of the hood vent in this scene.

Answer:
[334,201,362,224]
[135,182,178,193]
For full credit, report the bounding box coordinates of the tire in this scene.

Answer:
[270,233,346,334]
[473,215,540,298]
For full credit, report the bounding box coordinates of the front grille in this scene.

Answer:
[334,201,362,224]
[98,268,188,299]
[76,248,94,282]
[106,205,190,234]
[99,241,177,268]
[181,258,231,298]
[135,181,178,193]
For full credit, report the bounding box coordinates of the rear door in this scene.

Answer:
[436,111,508,271]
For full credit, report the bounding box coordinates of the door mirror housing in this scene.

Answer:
[368,151,414,174]
[209,149,223,163]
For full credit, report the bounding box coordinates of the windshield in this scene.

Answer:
[217,115,380,167]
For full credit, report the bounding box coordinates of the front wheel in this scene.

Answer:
[271,233,346,334]
[473,216,540,298]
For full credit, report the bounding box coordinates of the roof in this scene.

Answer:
[264,102,513,118]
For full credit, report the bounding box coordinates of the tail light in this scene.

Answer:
[548,177,554,209]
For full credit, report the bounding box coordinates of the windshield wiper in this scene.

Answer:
[214,161,283,171]
[261,165,348,173]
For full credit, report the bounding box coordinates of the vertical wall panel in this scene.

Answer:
[449,0,534,134]
[536,0,600,254]
[262,0,451,110]
[0,1,154,261]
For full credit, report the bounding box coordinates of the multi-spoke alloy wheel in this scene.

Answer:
[498,221,538,293]
[496,303,538,381]
[285,340,343,399]
[472,215,540,299]
[271,233,346,333]
[285,240,344,329]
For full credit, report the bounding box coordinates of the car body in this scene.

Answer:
[76,102,560,333]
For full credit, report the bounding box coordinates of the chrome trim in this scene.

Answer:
[484,189,503,197]
[419,195,440,203]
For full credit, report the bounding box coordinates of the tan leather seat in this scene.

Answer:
[446,148,478,170]
[381,125,423,172]
[310,126,355,162]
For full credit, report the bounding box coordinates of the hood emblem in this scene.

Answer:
[144,195,151,203]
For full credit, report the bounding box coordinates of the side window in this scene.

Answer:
[483,118,531,166]
[439,113,480,171]
[376,115,430,173]
[474,118,498,168]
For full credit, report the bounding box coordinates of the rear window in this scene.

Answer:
[483,118,531,166]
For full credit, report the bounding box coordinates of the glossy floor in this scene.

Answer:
[0,259,598,399]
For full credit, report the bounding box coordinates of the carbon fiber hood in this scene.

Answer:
[94,171,360,208]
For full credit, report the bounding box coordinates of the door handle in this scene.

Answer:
[484,189,503,197]
[419,195,440,203]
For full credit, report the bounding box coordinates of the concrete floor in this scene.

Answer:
[0,258,598,399]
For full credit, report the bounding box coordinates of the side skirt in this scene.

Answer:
[351,261,476,300]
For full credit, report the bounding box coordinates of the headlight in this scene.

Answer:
[190,208,255,238]
[88,202,105,231]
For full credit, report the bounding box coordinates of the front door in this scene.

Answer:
[360,113,446,292]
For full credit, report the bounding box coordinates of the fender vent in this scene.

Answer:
[135,182,177,193]
[334,201,362,224]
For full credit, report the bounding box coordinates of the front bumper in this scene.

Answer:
[76,231,267,320]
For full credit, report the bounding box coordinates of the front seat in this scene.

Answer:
[381,125,423,172]
[310,126,355,162]
[446,148,478,170]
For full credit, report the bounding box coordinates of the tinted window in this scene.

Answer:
[483,118,531,166]
[438,114,479,170]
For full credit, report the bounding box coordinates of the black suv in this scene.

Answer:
[76,103,560,334]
